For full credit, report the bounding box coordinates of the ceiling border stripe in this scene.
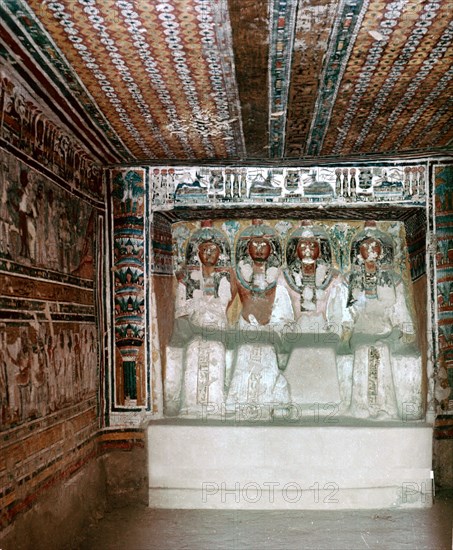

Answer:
[211,0,247,159]
[1,0,133,162]
[284,0,341,158]
[306,0,369,157]
[0,28,120,165]
[107,149,453,168]
[268,0,298,159]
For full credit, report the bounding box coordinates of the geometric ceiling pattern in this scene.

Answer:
[1,0,452,164]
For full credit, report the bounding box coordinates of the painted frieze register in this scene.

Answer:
[163,218,423,422]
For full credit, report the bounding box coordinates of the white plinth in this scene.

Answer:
[147,420,433,510]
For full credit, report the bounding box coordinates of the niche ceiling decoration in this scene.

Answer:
[0,0,451,163]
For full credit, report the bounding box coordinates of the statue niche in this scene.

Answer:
[346,222,422,420]
[226,220,293,412]
[164,220,233,417]
[162,218,424,424]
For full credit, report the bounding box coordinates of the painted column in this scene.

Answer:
[112,169,146,407]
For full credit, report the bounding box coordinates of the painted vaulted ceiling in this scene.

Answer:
[0,0,452,164]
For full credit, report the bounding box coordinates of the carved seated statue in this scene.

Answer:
[345,222,422,420]
[281,224,349,409]
[164,221,233,417]
[226,221,293,414]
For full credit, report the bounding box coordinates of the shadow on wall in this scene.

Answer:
[0,443,148,550]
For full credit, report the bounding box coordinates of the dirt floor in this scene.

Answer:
[74,490,453,550]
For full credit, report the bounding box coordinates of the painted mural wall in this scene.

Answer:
[0,74,102,199]
[0,73,104,529]
[434,165,453,441]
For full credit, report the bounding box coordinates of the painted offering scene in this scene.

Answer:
[162,218,425,423]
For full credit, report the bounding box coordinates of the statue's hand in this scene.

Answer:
[399,330,416,345]
[340,322,353,342]
[247,314,260,329]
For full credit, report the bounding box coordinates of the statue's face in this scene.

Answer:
[297,238,320,263]
[359,238,382,262]
[198,242,220,267]
[248,237,271,263]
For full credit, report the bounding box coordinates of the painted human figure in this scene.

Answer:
[54,331,67,406]
[0,160,13,256]
[34,183,47,266]
[0,328,9,425]
[45,189,59,270]
[58,207,71,271]
[356,237,381,298]
[31,336,48,418]
[18,170,37,260]
[14,332,32,421]
[165,221,233,417]
[226,221,293,413]
[346,222,422,419]
[1,330,19,424]
[73,332,82,400]
[235,235,280,326]
[45,333,58,411]
[82,329,94,394]
[295,236,320,309]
